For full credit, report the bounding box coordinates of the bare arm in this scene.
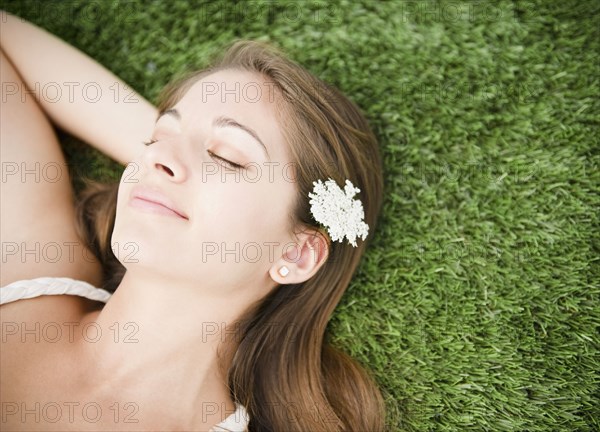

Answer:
[0,11,159,165]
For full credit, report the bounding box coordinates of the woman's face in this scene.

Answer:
[112,69,300,297]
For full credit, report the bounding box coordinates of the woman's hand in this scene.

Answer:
[0,11,159,165]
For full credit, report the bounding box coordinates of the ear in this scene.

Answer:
[269,229,330,284]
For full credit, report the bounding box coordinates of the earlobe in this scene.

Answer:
[269,231,330,285]
[278,266,290,277]
[270,264,292,284]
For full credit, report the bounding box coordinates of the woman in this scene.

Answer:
[1,11,385,431]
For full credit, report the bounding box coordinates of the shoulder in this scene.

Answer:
[0,294,103,410]
[0,292,105,358]
[1,278,107,360]
[1,291,104,380]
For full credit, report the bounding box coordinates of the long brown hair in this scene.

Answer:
[75,40,385,431]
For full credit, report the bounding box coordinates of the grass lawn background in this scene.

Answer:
[2,1,598,430]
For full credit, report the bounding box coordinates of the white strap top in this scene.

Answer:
[1,276,250,432]
[1,277,112,305]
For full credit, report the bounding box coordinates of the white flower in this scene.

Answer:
[308,178,369,247]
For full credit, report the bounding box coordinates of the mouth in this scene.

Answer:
[129,186,189,220]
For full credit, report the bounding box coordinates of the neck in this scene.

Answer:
[78,269,259,427]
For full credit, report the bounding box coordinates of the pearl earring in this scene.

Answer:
[278,266,290,277]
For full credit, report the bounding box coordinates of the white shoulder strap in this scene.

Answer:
[1,277,112,305]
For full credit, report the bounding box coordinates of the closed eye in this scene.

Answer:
[143,139,244,170]
[207,150,244,170]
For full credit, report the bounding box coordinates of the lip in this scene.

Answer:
[129,185,189,220]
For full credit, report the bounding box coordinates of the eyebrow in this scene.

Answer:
[156,108,270,161]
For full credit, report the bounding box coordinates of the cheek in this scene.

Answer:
[188,189,276,259]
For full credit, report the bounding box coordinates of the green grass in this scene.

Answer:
[2,1,598,430]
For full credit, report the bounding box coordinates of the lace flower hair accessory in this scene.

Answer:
[308,178,369,247]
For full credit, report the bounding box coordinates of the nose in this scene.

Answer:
[141,139,188,183]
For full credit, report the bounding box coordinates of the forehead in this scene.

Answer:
[174,69,286,155]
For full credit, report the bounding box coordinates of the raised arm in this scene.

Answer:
[0,11,159,165]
